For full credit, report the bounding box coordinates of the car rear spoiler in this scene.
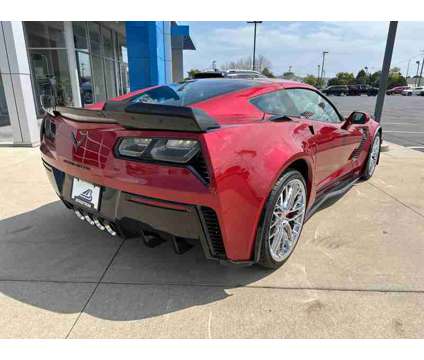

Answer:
[54,102,220,133]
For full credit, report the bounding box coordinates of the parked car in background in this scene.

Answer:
[40,78,381,269]
[192,69,266,80]
[366,86,379,96]
[386,86,410,95]
[321,85,349,96]
[413,86,424,96]
[348,84,375,96]
[402,87,414,96]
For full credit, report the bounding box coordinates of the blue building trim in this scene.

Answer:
[125,21,173,91]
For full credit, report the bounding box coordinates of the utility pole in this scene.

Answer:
[406,59,411,78]
[288,65,292,73]
[212,60,216,71]
[374,21,398,123]
[247,21,262,71]
[317,64,321,86]
[415,61,420,87]
[418,51,424,87]
[320,51,328,85]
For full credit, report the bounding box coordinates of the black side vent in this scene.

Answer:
[189,153,210,184]
[350,128,368,160]
[200,207,226,259]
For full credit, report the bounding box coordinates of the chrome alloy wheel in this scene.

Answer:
[268,179,306,262]
[368,135,380,176]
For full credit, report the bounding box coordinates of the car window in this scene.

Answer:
[130,79,258,106]
[286,88,342,123]
[250,88,342,123]
[250,90,298,115]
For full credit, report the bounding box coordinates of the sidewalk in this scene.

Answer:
[0,142,423,338]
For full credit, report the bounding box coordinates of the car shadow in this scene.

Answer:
[0,201,272,322]
[0,179,356,323]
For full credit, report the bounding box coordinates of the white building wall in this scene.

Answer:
[0,21,39,146]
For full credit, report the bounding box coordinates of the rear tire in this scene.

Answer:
[257,170,307,269]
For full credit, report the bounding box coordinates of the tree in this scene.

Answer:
[368,69,407,89]
[282,71,295,80]
[356,69,368,85]
[222,55,272,73]
[262,67,275,78]
[327,72,355,86]
[187,68,201,79]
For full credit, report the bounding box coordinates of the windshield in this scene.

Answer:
[130,79,259,106]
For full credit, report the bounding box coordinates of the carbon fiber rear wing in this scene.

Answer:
[54,102,220,133]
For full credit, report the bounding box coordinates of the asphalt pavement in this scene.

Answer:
[331,95,424,151]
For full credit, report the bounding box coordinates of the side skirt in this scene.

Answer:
[305,175,359,221]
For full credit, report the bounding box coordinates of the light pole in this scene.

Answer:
[418,51,424,87]
[415,61,420,87]
[364,66,368,85]
[320,51,328,85]
[247,21,262,71]
[317,64,321,86]
[374,21,397,123]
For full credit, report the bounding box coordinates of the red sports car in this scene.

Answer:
[40,79,381,269]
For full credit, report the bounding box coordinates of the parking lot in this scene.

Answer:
[331,95,424,151]
[0,137,424,338]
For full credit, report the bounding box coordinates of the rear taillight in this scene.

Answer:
[42,115,56,142]
[116,137,200,164]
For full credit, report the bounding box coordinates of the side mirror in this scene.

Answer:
[344,111,370,128]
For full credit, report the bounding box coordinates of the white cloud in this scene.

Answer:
[183,21,424,78]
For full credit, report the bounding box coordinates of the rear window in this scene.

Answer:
[130,79,258,106]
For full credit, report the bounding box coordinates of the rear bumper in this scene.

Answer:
[42,159,227,261]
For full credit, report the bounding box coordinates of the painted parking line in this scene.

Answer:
[383,130,424,134]
[384,122,421,126]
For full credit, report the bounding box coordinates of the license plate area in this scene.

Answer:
[71,178,101,210]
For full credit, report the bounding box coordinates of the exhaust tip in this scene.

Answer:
[84,214,95,225]
[74,210,85,221]
[94,218,105,231]
[105,223,117,236]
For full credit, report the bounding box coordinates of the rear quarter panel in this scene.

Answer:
[203,120,315,260]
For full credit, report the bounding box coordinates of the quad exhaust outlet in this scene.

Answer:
[74,209,116,236]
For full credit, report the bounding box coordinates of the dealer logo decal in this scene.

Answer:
[78,189,93,202]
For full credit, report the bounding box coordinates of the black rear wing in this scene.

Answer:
[54,102,220,133]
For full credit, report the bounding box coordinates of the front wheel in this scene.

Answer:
[258,170,307,269]
[362,133,381,180]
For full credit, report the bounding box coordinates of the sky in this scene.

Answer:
[181,21,424,78]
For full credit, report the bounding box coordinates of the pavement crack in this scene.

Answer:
[367,182,424,218]
[64,238,126,339]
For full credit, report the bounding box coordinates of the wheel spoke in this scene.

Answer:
[270,227,283,254]
[267,178,307,263]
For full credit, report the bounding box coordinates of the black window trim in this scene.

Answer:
[249,86,345,124]
[126,79,261,107]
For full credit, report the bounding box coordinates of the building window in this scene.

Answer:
[24,21,126,114]
[25,21,66,48]
[24,21,73,116]
[76,51,93,105]
[0,76,10,127]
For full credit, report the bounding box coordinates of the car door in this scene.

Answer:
[286,88,362,191]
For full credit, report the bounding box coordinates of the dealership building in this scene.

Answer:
[0,21,195,146]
